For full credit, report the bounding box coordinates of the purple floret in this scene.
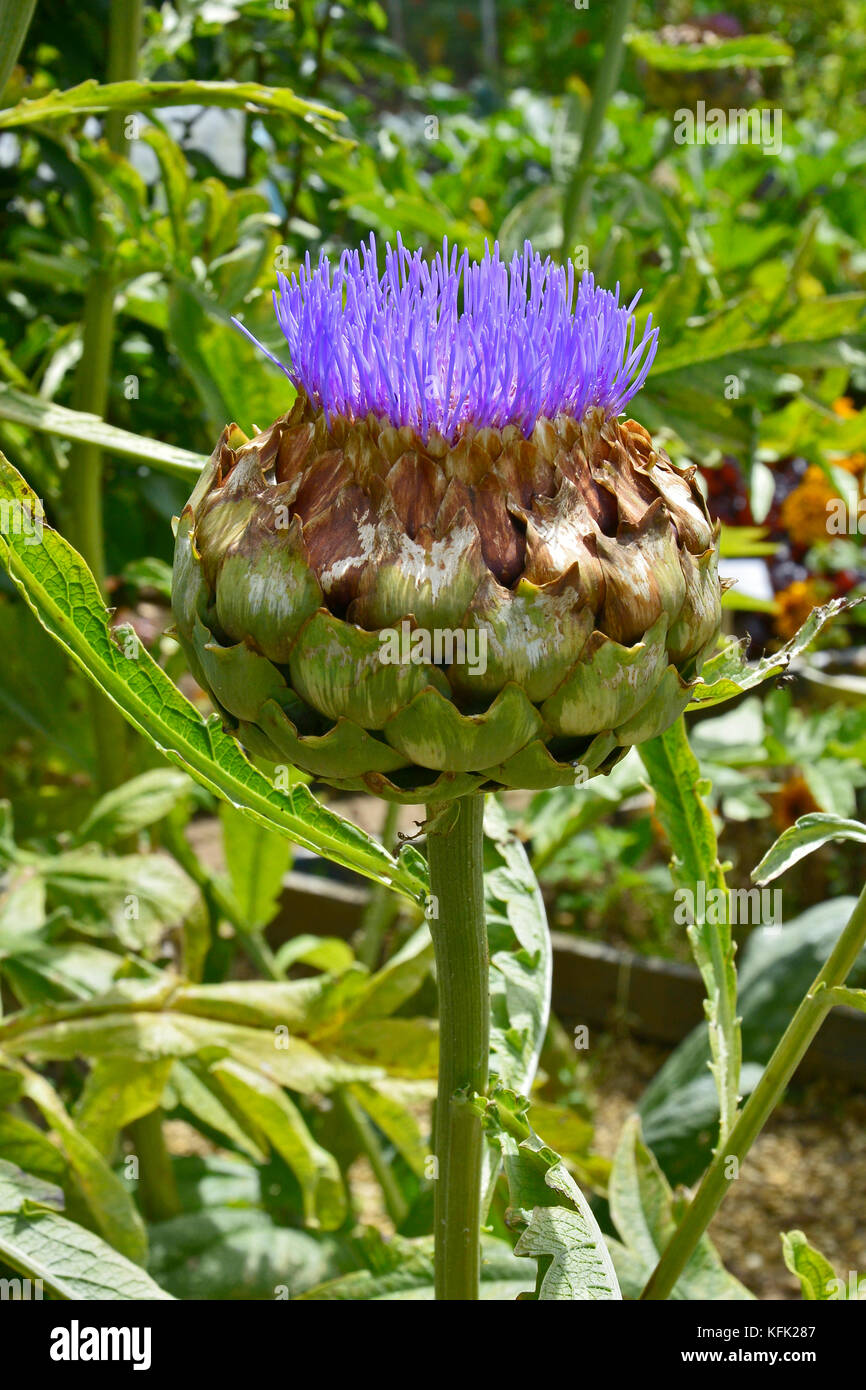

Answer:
[233,235,658,443]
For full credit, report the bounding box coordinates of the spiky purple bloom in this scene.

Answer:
[234,235,658,443]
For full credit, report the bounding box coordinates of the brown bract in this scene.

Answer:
[172,392,723,800]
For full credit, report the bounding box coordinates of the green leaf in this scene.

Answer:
[73,1058,173,1156]
[0,384,207,477]
[719,525,778,559]
[514,1200,620,1301]
[167,1060,267,1162]
[343,924,433,1022]
[0,1207,173,1299]
[640,899,863,1184]
[172,975,362,1032]
[0,77,346,139]
[36,847,201,953]
[0,453,426,905]
[781,1230,848,1300]
[77,770,194,845]
[273,935,355,975]
[609,1117,752,1301]
[752,813,866,885]
[0,1156,63,1212]
[627,30,793,71]
[0,1162,172,1298]
[330,1018,438,1078]
[345,1080,429,1179]
[485,1089,620,1301]
[219,801,292,931]
[0,1112,68,1186]
[6,1062,148,1265]
[299,1234,530,1301]
[209,1059,347,1231]
[639,718,740,1145]
[689,599,854,709]
[147,1205,340,1300]
[2,1007,378,1093]
[484,798,552,1096]
[481,798,553,1209]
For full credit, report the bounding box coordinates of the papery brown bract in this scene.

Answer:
[172,391,722,802]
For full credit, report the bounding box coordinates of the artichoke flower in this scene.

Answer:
[172,237,722,803]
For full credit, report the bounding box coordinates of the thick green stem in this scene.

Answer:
[642,880,866,1300]
[128,1109,180,1222]
[560,0,633,256]
[426,793,488,1301]
[0,0,37,102]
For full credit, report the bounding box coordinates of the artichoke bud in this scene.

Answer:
[172,238,722,801]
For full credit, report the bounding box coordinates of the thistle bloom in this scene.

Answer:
[172,237,722,802]
[234,236,658,440]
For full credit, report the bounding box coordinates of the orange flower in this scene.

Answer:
[771,774,821,831]
[774,578,821,639]
[780,467,839,547]
[832,396,858,419]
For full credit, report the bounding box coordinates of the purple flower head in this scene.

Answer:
[234,235,658,443]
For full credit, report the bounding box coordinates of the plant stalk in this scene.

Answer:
[560,0,633,256]
[66,0,143,791]
[356,799,401,968]
[337,1087,408,1229]
[163,816,285,981]
[128,1109,181,1222]
[641,880,866,1300]
[426,793,488,1301]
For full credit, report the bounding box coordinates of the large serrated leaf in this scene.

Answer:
[513,1168,620,1300]
[73,1058,173,1156]
[0,1006,378,1089]
[77,770,195,845]
[480,799,552,1209]
[486,1088,620,1301]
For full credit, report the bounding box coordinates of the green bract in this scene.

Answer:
[172,392,722,802]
